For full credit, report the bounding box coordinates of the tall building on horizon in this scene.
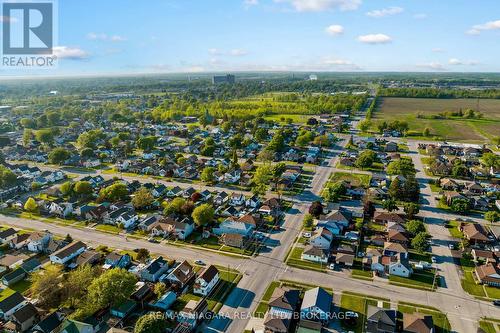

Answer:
[212,74,235,84]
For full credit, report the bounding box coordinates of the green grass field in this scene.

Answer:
[328,172,371,188]
[372,97,500,142]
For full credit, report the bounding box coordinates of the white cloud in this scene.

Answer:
[432,48,445,53]
[366,7,403,18]
[357,33,392,44]
[86,32,126,42]
[416,62,446,71]
[321,57,360,69]
[325,24,344,36]
[275,0,362,12]
[467,20,500,35]
[230,49,249,56]
[448,58,478,66]
[53,46,89,60]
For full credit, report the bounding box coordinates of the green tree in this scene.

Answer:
[191,203,215,227]
[356,150,376,169]
[403,203,420,219]
[323,181,346,202]
[87,268,137,309]
[153,282,167,298]
[0,165,17,188]
[48,147,70,165]
[201,167,216,184]
[481,153,500,169]
[387,159,415,176]
[382,198,398,212]
[484,211,499,223]
[252,164,272,195]
[254,128,268,142]
[451,198,470,214]
[406,220,426,236]
[136,248,150,262]
[132,187,154,210]
[98,183,129,202]
[411,232,430,253]
[77,129,104,149]
[30,264,63,308]
[74,181,93,197]
[303,214,314,230]
[308,201,323,217]
[24,197,38,215]
[35,129,54,145]
[137,136,157,152]
[358,119,371,132]
[134,313,166,333]
[423,127,431,137]
[163,197,186,215]
[22,129,32,146]
[60,181,74,196]
[63,264,99,307]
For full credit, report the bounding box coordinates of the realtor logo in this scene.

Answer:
[1,0,57,68]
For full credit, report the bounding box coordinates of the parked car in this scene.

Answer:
[195,260,205,266]
[328,263,335,270]
[493,300,500,306]
[431,256,437,263]
[448,244,455,250]
[303,232,311,238]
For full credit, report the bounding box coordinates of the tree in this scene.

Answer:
[35,129,54,145]
[60,181,74,196]
[411,232,430,253]
[132,187,154,210]
[451,198,470,214]
[65,234,73,243]
[303,214,314,229]
[267,132,285,152]
[313,134,331,147]
[252,164,272,195]
[77,129,104,149]
[30,264,63,308]
[0,165,17,188]
[382,198,398,212]
[22,129,32,146]
[136,248,150,262]
[192,203,215,227]
[358,119,371,132]
[63,264,98,307]
[87,268,137,309]
[201,167,216,184]
[323,181,346,202]
[388,177,403,199]
[134,313,166,333]
[74,181,93,197]
[484,211,499,224]
[254,128,268,142]
[48,147,70,164]
[153,282,167,298]
[309,201,323,218]
[98,183,129,202]
[356,150,376,169]
[406,220,426,236]
[24,197,38,215]
[481,153,500,169]
[403,203,420,219]
[387,159,415,176]
[137,136,157,152]
[423,127,431,137]
[164,197,186,215]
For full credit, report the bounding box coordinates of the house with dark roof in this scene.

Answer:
[402,313,434,333]
[0,228,17,244]
[264,287,300,333]
[2,267,27,286]
[300,287,332,324]
[193,265,220,296]
[10,303,39,332]
[140,256,169,282]
[302,245,329,264]
[366,305,397,333]
[165,260,195,288]
[0,291,27,320]
[32,311,64,333]
[104,252,131,269]
[49,241,86,265]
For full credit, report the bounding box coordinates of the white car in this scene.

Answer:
[431,256,437,263]
[448,244,454,250]
[302,232,312,238]
[328,263,335,270]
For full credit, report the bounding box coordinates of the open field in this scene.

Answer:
[372,97,500,142]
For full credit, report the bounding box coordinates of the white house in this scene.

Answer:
[0,292,27,320]
[229,193,245,206]
[212,216,255,237]
[27,232,52,253]
[302,245,328,264]
[49,241,86,265]
[116,211,139,229]
[300,287,332,323]
[309,228,333,249]
[193,265,220,296]
[388,260,413,278]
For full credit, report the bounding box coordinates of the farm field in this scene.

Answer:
[372,97,500,142]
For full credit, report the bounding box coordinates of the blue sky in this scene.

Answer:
[2,0,500,75]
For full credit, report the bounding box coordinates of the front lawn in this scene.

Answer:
[389,269,436,291]
[285,246,327,272]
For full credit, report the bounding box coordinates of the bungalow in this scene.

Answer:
[475,263,500,287]
[324,210,351,228]
[213,191,229,206]
[374,212,405,225]
[193,265,220,296]
[366,306,397,333]
[388,254,413,278]
[219,233,246,249]
[384,242,408,257]
[150,291,177,311]
[213,215,256,237]
[387,230,409,245]
[104,252,131,269]
[310,228,333,249]
[110,300,136,319]
[229,193,245,206]
[0,228,17,244]
[471,249,496,263]
[49,241,86,265]
[140,256,169,282]
[32,311,64,333]
[300,287,332,324]
[440,178,460,191]
[264,287,300,333]
[460,223,490,244]
[0,292,27,320]
[165,186,182,197]
[166,260,195,288]
[335,253,354,268]
[159,218,194,240]
[316,220,342,236]
[402,313,434,333]
[10,303,39,332]
[2,268,27,286]
[302,245,328,264]
[9,233,31,250]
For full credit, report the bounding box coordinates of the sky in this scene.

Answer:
[1,0,500,76]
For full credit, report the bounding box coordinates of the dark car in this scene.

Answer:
[493,300,500,306]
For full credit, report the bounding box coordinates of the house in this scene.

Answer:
[219,233,246,248]
[0,228,17,244]
[374,212,405,225]
[0,254,29,269]
[310,228,333,249]
[302,245,328,264]
[229,193,245,206]
[72,250,101,268]
[193,265,220,296]
[213,191,229,206]
[27,232,52,253]
[49,241,86,265]
[323,210,351,228]
[264,287,300,333]
[366,305,397,333]
[48,201,73,218]
[335,253,354,268]
[9,233,31,250]
[402,313,434,333]
[213,215,256,237]
[104,252,131,269]
[140,256,169,282]
[384,242,408,257]
[388,254,413,278]
[177,299,208,330]
[460,223,490,244]
[159,218,194,240]
[110,300,136,319]
[150,291,177,311]
[260,198,282,216]
[300,287,332,324]
[316,220,342,236]
[471,249,496,264]
[10,303,39,332]
[440,178,460,191]
[2,267,27,286]
[387,230,409,245]
[385,142,398,152]
[0,292,27,320]
[32,311,64,333]
[166,260,195,288]
[475,263,500,287]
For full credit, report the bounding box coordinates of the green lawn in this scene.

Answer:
[328,172,371,188]
[339,291,390,333]
[446,220,464,239]
[389,269,436,291]
[95,224,121,233]
[286,247,327,272]
[479,321,497,333]
[461,271,486,297]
